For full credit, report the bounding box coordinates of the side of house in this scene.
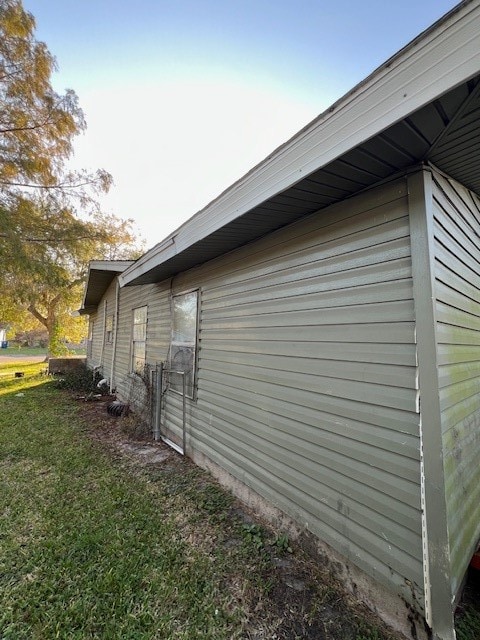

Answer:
[172,175,424,609]
[81,6,480,638]
[83,168,480,640]
[87,281,116,374]
[85,175,426,632]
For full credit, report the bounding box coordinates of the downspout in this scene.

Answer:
[110,278,120,394]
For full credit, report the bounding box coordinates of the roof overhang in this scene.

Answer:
[79,260,134,315]
[121,0,480,287]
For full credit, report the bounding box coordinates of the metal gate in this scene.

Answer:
[151,362,187,455]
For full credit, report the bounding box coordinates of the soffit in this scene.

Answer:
[80,261,134,314]
[122,1,480,286]
[126,74,480,286]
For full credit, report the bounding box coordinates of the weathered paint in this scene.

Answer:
[144,178,424,611]
[408,169,455,640]
[432,168,480,598]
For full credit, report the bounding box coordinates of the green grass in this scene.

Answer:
[0,346,47,357]
[457,612,480,640]
[0,346,86,358]
[2,372,476,639]
[0,361,46,378]
[456,578,480,640]
[0,377,244,639]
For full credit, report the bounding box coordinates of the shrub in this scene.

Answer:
[53,363,108,394]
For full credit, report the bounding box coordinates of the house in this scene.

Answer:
[80,3,480,638]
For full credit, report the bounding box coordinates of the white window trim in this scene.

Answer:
[131,305,147,375]
[169,288,199,400]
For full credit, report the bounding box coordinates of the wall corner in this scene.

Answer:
[408,168,455,640]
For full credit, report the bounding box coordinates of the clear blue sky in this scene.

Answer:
[23,0,459,244]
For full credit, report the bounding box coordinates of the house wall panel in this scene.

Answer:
[161,177,423,607]
[432,169,480,597]
[88,310,103,366]
[92,178,422,608]
[86,279,117,379]
[113,281,171,403]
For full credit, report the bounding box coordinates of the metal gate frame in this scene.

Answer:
[152,362,186,455]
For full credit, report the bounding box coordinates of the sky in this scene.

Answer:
[23,0,460,246]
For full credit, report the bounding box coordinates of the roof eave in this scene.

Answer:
[80,260,135,313]
[122,0,480,287]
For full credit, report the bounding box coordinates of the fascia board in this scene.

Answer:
[121,0,480,287]
[88,260,134,272]
[118,238,176,286]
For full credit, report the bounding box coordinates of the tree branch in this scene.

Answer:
[0,179,103,190]
[27,304,47,327]
[0,233,108,243]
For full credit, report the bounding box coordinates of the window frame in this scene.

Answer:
[131,305,148,375]
[169,288,199,400]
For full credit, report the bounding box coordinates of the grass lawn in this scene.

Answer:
[0,376,243,639]
[0,371,478,639]
[0,346,86,358]
[0,346,47,357]
[0,361,46,378]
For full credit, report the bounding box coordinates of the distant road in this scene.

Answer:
[0,354,46,363]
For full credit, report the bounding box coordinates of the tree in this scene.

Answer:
[0,1,142,354]
[0,0,114,265]
[1,195,142,354]
[0,0,111,197]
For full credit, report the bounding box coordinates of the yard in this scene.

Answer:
[0,361,479,639]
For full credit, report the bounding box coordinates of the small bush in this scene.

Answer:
[53,364,108,394]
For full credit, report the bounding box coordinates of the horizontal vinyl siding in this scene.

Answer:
[100,281,118,383]
[432,170,480,596]
[86,280,117,378]
[87,310,103,368]
[168,178,423,607]
[114,281,171,403]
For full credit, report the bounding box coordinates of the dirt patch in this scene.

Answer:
[73,395,404,640]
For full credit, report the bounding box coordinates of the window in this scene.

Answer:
[105,315,114,344]
[132,306,147,374]
[169,290,198,398]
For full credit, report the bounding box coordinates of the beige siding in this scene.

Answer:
[88,179,422,608]
[87,278,171,407]
[432,170,480,596]
[113,281,171,403]
[86,280,117,375]
[165,178,423,607]
[87,311,102,367]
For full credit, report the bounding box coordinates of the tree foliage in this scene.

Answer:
[2,196,142,354]
[0,0,111,195]
[0,1,142,355]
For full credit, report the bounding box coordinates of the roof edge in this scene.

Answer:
[80,260,135,314]
[122,0,480,287]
